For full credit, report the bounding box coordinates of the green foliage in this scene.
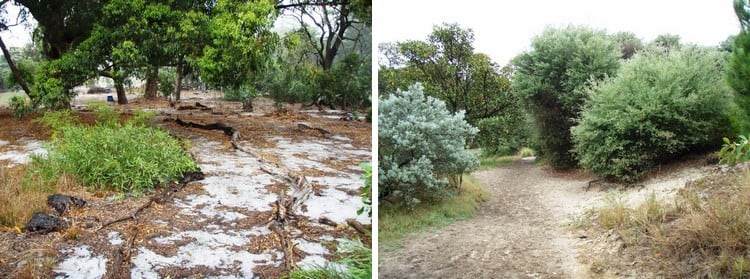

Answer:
[612,31,643,59]
[719,136,750,166]
[379,83,479,208]
[28,110,197,194]
[476,107,531,156]
[512,25,621,169]
[357,162,372,218]
[650,33,682,50]
[158,68,176,98]
[727,30,750,133]
[9,96,31,120]
[572,47,734,181]
[285,240,371,279]
[88,102,119,127]
[223,85,258,102]
[330,53,371,109]
[381,23,514,123]
[196,0,277,90]
[34,109,79,134]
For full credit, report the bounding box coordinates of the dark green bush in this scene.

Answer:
[572,47,734,181]
[512,25,621,169]
[476,112,531,156]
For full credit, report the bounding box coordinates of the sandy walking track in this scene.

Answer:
[379,159,598,279]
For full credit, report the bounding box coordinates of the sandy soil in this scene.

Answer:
[0,96,372,278]
[379,156,713,279]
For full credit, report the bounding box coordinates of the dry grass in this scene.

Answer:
[584,171,750,277]
[0,161,83,228]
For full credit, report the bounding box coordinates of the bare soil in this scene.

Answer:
[379,156,713,279]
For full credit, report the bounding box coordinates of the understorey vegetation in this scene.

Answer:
[28,105,197,194]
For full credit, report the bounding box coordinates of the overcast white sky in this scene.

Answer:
[374,0,741,66]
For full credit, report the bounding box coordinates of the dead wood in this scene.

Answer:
[585,179,604,192]
[297,123,332,138]
[319,217,338,227]
[98,171,204,231]
[346,218,369,235]
[105,225,139,279]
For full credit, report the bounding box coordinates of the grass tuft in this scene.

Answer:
[583,171,750,277]
[379,175,488,251]
[285,240,371,279]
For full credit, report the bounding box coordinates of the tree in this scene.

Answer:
[612,31,643,59]
[379,83,478,208]
[651,33,681,50]
[512,25,620,169]
[0,1,34,96]
[278,0,370,108]
[729,0,750,133]
[380,23,516,124]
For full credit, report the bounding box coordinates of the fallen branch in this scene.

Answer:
[319,217,338,227]
[297,123,332,138]
[346,218,369,235]
[98,171,204,231]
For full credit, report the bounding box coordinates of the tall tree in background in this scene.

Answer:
[512,25,620,169]
[379,23,515,124]
[278,0,370,108]
[0,1,31,96]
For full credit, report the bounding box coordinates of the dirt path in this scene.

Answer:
[380,155,713,279]
[380,159,596,278]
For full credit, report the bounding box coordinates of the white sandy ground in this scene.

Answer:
[0,138,47,166]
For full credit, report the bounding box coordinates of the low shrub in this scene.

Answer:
[572,46,734,181]
[29,109,197,194]
[718,135,750,166]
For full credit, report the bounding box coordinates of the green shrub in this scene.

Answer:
[88,102,119,127]
[476,112,531,156]
[512,25,621,169]
[718,135,750,166]
[158,68,176,98]
[29,110,197,194]
[9,96,32,120]
[223,84,258,102]
[572,47,734,181]
[286,240,371,279]
[379,83,479,208]
[358,162,372,218]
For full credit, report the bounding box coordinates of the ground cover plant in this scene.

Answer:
[28,105,197,194]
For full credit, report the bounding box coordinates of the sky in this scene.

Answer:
[374,0,742,66]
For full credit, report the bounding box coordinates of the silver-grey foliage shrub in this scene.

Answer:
[379,83,479,208]
[572,46,735,182]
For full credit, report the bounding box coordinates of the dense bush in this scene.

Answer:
[572,47,734,181]
[379,83,479,208]
[29,109,197,193]
[512,25,621,169]
[476,111,532,156]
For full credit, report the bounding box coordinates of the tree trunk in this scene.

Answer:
[115,80,127,105]
[144,65,158,100]
[175,58,183,101]
[0,35,32,97]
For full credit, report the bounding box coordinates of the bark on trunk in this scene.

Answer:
[115,80,127,105]
[0,35,32,97]
[175,59,183,101]
[144,65,158,100]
